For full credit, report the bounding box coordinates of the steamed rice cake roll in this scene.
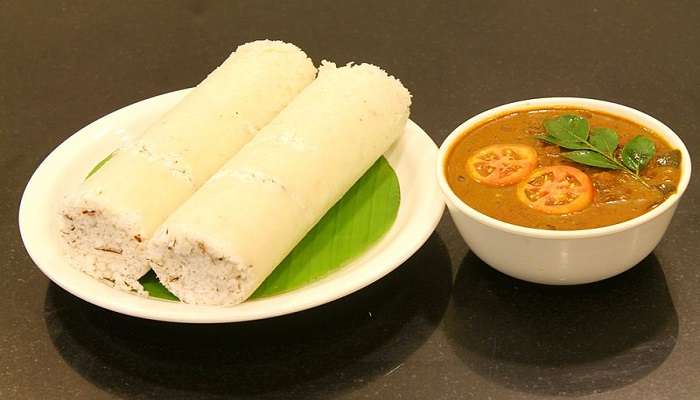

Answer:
[60,40,316,293]
[149,62,411,305]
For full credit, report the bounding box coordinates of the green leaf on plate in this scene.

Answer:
[139,156,401,301]
[562,150,621,170]
[140,270,179,301]
[621,135,656,173]
[589,127,619,156]
[85,150,117,179]
[251,156,400,298]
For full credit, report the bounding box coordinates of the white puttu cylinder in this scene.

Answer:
[149,62,411,305]
[60,40,316,293]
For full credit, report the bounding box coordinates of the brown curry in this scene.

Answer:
[445,108,682,230]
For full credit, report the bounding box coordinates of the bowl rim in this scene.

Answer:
[436,97,692,240]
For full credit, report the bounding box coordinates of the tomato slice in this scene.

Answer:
[517,166,594,214]
[466,144,538,186]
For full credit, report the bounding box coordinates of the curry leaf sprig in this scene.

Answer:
[536,115,655,188]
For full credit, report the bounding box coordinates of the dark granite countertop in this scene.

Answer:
[2,1,698,399]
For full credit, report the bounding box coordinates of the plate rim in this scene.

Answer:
[19,89,445,323]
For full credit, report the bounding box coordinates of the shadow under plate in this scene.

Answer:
[44,234,453,399]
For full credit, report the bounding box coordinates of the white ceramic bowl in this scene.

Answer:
[437,98,692,285]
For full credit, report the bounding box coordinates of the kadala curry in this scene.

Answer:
[445,108,682,230]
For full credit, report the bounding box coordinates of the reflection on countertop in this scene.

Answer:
[445,252,678,397]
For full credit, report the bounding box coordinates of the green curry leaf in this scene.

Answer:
[534,134,590,150]
[536,116,656,189]
[540,115,590,150]
[589,127,619,156]
[562,150,622,170]
[621,135,656,173]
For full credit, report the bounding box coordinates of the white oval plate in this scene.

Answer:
[19,89,444,323]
